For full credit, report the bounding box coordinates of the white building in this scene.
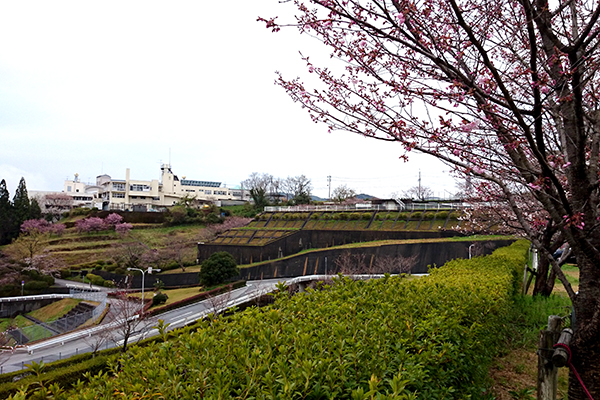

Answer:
[88,164,249,211]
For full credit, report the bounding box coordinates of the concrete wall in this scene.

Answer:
[94,238,514,288]
[94,270,199,289]
[198,229,463,265]
[237,239,515,280]
[0,298,58,318]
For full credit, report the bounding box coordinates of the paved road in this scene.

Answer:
[1,278,285,374]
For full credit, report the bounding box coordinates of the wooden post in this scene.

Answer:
[552,328,573,368]
[538,315,562,400]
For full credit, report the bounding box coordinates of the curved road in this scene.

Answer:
[2,278,285,374]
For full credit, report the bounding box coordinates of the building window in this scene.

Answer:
[112,193,125,198]
[205,190,212,195]
[67,186,72,192]
[113,183,126,191]
[130,184,150,192]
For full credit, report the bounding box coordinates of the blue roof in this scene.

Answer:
[181,179,221,188]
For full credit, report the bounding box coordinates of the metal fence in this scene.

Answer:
[6,289,107,345]
[264,202,469,213]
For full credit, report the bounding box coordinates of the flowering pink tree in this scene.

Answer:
[2,219,66,276]
[42,193,73,221]
[265,0,600,396]
[115,223,133,235]
[104,213,124,227]
[21,219,66,236]
[75,217,107,233]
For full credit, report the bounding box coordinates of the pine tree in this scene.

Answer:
[0,179,13,245]
[29,197,42,220]
[12,177,30,230]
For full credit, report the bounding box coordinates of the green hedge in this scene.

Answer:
[0,354,113,399]
[64,240,528,399]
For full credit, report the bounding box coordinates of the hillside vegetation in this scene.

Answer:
[55,241,529,399]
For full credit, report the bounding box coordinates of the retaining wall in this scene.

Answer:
[198,230,463,265]
[237,239,515,280]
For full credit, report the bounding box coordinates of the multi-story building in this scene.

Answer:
[60,165,250,212]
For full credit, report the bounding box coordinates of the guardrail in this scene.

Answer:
[264,203,468,213]
[0,294,72,303]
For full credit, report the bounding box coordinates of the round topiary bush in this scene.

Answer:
[152,293,168,306]
[423,212,436,220]
[437,211,449,219]
[199,252,239,287]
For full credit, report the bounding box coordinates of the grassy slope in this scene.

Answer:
[28,298,82,323]
[489,276,574,399]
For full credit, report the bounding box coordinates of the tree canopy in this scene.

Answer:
[265,0,600,396]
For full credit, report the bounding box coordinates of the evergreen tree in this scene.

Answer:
[0,179,13,245]
[29,197,42,220]
[12,177,30,231]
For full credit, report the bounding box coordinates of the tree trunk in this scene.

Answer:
[533,256,552,296]
[568,257,600,399]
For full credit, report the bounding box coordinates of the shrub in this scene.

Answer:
[23,281,49,291]
[437,211,449,219]
[86,273,105,286]
[423,211,436,220]
[114,267,126,275]
[411,211,422,219]
[68,242,529,399]
[152,293,168,306]
[60,269,72,279]
[361,212,372,220]
[199,252,239,286]
[310,213,320,220]
[449,211,462,219]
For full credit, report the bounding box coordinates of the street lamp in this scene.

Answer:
[127,266,161,313]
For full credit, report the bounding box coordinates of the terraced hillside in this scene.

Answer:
[199,209,469,266]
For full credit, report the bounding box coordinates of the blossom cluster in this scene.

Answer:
[75,213,132,234]
[21,219,66,236]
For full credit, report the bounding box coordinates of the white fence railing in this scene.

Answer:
[264,202,469,213]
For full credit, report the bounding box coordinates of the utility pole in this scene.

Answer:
[327,175,332,200]
[418,170,422,200]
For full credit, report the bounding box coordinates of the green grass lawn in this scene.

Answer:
[130,286,206,308]
[28,299,82,323]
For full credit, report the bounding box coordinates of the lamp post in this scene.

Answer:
[127,266,161,313]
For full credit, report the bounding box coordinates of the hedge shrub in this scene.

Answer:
[66,241,528,399]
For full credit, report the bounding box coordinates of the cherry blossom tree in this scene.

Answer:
[75,217,107,233]
[41,193,73,222]
[264,0,600,396]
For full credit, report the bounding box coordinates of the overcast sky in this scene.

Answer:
[0,1,457,200]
